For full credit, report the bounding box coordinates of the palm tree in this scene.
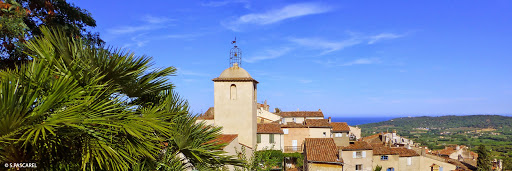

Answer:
[0,27,239,170]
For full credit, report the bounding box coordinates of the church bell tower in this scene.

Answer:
[212,39,258,148]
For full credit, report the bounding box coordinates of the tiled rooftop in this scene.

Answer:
[197,107,214,120]
[341,141,373,151]
[372,146,398,155]
[278,111,324,117]
[390,147,420,157]
[304,119,331,128]
[208,134,238,149]
[305,138,341,163]
[257,123,283,134]
[330,122,350,132]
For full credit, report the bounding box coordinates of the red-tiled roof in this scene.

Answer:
[279,111,324,117]
[390,147,420,157]
[341,141,373,151]
[208,134,238,149]
[437,148,456,156]
[373,146,398,155]
[304,119,331,128]
[197,107,214,120]
[305,138,341,163]
[257,123,283,134]
[280,122,308,128]
[361,134,383,144]
[330,122,350,132]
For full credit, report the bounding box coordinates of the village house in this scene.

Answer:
[278,110,324,124]
[340,141,374,171]
[303,138,343,171]
[330,122,351,146]
[372,146,399,171]
[256,123,284,151]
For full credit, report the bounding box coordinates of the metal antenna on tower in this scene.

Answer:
[229,37,242,67]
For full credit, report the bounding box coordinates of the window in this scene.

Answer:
[257,134,261,143]
[283,129,289,134]
[353,151,362,158]
[407,157,412,165]
[269,134,274,143]
[281,118,285,124]
[381,155,388,161]
[387,168,394,171]
[292,118,296,122]
[323,132,326,137]
[355,164,362,170]
[439,167,443,171]
[230,84,237,100]
[335,133,342,137]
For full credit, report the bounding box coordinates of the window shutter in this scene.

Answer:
[362,151,366,158]
[353,152,356,158]
[440,167,443,171]
[257,134,261,143]
[283,129,288,134]
[407,157,412,165]
[269,134,274,143]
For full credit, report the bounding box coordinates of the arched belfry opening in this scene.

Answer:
[230,84,237,100]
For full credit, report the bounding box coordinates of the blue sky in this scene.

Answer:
[70,0,512,117]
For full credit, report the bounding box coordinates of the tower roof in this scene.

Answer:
[212,63,258,83]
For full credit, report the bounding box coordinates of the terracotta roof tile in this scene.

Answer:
[305,138,341,163]
[330,122,350,132]
[390,147,420,157]
[208,134,238,149]
[197,107,214,120]
[257,123,283,134]
[341,141,373,151]
[280,122,308,128]
[279,111,324,117]
[361,134,384,144]
[437,148,457,156]
[304,119,331,127]
[373,146,398,155]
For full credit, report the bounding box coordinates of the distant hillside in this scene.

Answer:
[358,115,512,160]
[359,115,512,131]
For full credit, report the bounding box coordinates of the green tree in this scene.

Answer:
[0,27,238,170]
[0,0,102,70]
[374,165,382,171]
[477,145,492,171]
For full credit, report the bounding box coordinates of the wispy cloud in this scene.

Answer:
[290,32,406,55]
[201,0,250,8]
[244,47,292,63]
[298,79,313,84]
[107,15,173,35]
[143,15,173,24]
[289,37,361,55]
[368,33,404,44]
[108,25,160,35]
[223,3,331,31]
[340,58,381,66]
[315,58,381,67]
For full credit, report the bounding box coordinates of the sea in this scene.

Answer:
[330,117,397,126]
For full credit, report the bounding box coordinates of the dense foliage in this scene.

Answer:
[0,27,239,170]
[476,145,491,171]
[0,0,102,70]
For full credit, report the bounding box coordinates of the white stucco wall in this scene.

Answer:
[257,109,281,122]
[256,133,284,151]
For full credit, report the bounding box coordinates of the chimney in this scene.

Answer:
[328,117,331,123]
[338,149,343,160]
[264,100,267,105]
[318,109,322,112]
[456,145,460,150]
